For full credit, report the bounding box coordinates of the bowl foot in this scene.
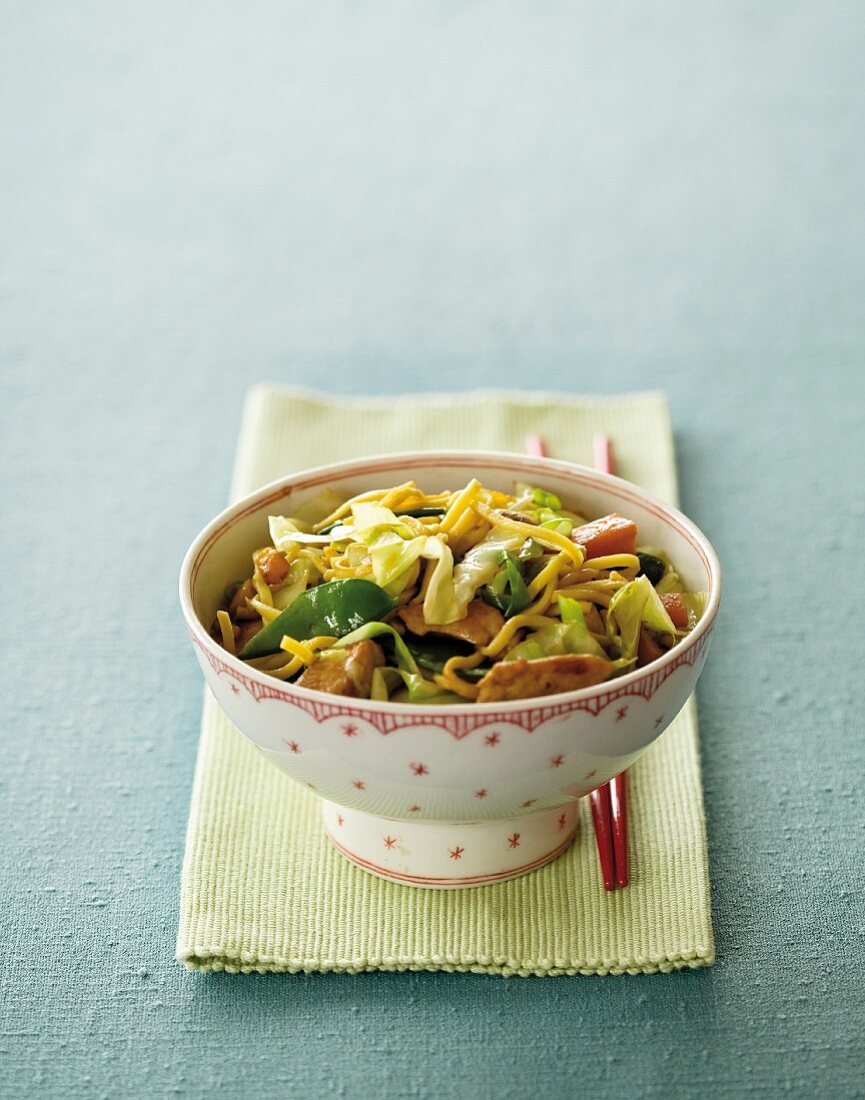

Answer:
[321,800,579,889]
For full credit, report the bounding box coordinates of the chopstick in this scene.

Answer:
[591,434,629,889]
[524,431,630,890]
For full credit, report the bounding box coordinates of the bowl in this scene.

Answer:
[180,451,721,888]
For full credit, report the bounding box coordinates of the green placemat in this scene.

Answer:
[177,386,715,976]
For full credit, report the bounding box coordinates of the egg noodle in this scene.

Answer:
[212,479,704,705]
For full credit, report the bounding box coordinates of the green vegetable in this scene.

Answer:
[332,621,419,673]
[682,591,707,626]
[505,596,608,661]
[272,558,314,611]
[557,594,584,624]
[448,527,525,621]
[316,519,348,536]
[398,507,447,519]
[316,507,445,536]
[370,666,462,705]
[655,570,684,596]
[531,487,562,510]
[349,502,416,542]
[539,517,574,536]
[401,633,490,681]
[517,539,544,562]
[350,633,466,703]
[419,537,462,624]
[268,515,339,547]
[238,579,398,658]
[482,552,531,618]
[368,532,427,590]
[606,575,677,659]
[636,552,666,586]
[636,546,684,595]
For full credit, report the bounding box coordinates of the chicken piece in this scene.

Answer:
[297,640,385,698]
[397,599,505,648]
[253,547,290,586]
[229,578,259,620]
[637,626,664,669]
[237,618,266,650]
[476,653,613,703]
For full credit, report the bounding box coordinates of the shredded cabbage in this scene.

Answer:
[272,558,313,611]
[371,666,460,704]
[505,596,608,661]
[419,537,462,624]
[483,552,531,617]
[607,575,677,658]
[368,532,427,590]
[531,487,562,510]
[447,528,525,622]
[682,591,707,627]
[268,516,337,548]
[350,502,414,542]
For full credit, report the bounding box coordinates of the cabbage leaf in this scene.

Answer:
[505,596,608,661]
[268,515,339,548]
[370,666,461,705]
[447,528,525,622]
[368,532,427,591]
[482,552,531,618]
[272,558,314,611]
[606,575,677,658]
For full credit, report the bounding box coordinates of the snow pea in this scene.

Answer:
[482,551,531,618]
[238,579,398,658]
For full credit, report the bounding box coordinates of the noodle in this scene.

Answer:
[439,479,483,534]
[554,584,617,607]
[216,610,236,654]
[251,569,273,606]
[212,476,704,704]
[434,652,484,700]
[526,551,570,599]
[474,503,585,568]
[579,553,641,573]
[279,634,338,666]
[248,597,282,623]
[481,613,562,658]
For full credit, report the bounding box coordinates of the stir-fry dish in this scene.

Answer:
[212,479,705,704]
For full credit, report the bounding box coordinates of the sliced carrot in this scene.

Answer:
[660,592,688,629]
[571,513,637,559]
[637,627,665,668]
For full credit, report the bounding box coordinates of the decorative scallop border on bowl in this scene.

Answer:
[182,451,721,743]
[192,624,714,740]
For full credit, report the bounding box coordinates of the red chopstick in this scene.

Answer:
[524,431,630,890]
[591,434,629,888]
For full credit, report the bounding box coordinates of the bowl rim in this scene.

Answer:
[179,449,722,714]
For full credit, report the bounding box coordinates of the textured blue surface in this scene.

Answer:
[2,3,864,1097]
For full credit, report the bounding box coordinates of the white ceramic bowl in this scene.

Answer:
[180,451,721,888]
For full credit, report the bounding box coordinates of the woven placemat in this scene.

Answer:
[177,386,714,976]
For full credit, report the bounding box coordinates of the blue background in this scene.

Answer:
[2,3,863,1096]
